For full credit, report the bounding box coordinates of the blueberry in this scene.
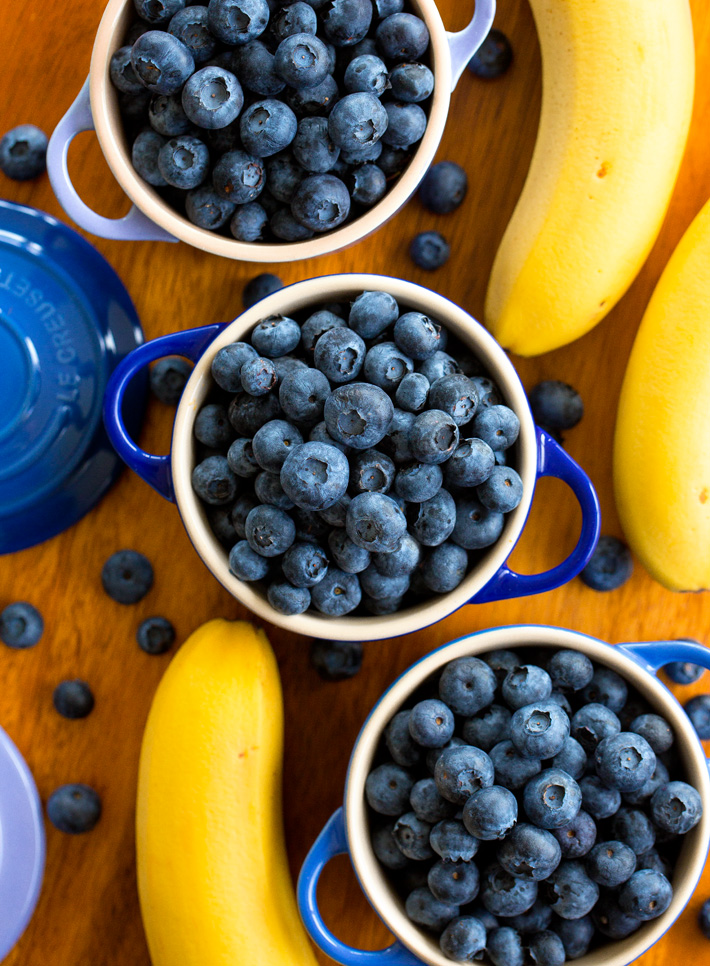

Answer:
[274,33,331,89]
[372,823,410,870]
[409,410,459,465]
[507,900,553,935]
[379,408,415,463]
[229,539,271,581]
[245,504,296,556]
[134,0,186,23]
[385,710,421,766]
[251,315,301,359]
[363,342,414,393]
[299,311,344,354]
[207,0,269,43]
[571,702,621,753]
[240,99,298,157]
[490,740,542,791]
[578,775,621,820]
[225,439,257,479]
[212,151,266,205]
[405,887,459,932]
[409,488,456,546]
[591,894,642,939]
[394,461,442,502]
[409,777,457,824]
[389,62,433,103]
[365,761,414,814]
[430,819,479,862]
[547,650,594,691]
[372,531,421,576]
[291,173,351,231]
[120,89,153,125]
[194,403,234,447]
[434,745,494,805]
[510,701,570,760]
[523,769,582,829]
[320,0,373,45]
[630,713,673,754]
[310,638,363,679]
[347,163,387,206]
[345,491,406,552]
[271,207,315,240]
[580,535,633,591]
[292,116,341,173]
[410,230,450,270]
[585,840,636,888]
[461,704,511,752]
[327,528,369,573]
[418,161,467,214]
[378,144,411,176]
[487,927,524,966]
[0,601,44,648]
[149,92,193,135]
[529,381,583,434]
[472,404,519,453]
[476,465,523,513]
[664,655,705,685]
[212,342,258,393]
[636,849,672,877]
[546,861,599,920]
[528,931,566,966]
[551,810,597,859]
[435,659,495,721]
[462,785,518,841]
[158,134,210,188]
[132,129,168,186]
[382,102,426,149]
[467,28,513,79]
[428,375,478,427]
[684,694,710,739]
[551,737,587,781]
[344,54,389,95]
[310,427,350,462]
[281,542,329,587]
[251,420,302,472]
[242,274,284,310]
[278,367,330,425]
[254,471,295,509]
[110,46,145,94]
[240,356,278,397]
[429,861,481,907]
[232,40,286,96]
[186,185,236,229]
[313,327,366,382]
[552,915,595,958]
[280,441,349,510]
[498,823,561,881]
[168,5,217,62]
[349,449,395,495]
[294,506,332,543]
[267,580,311,614]
[47,784,102,834]
[395,372,430,412]
[135,616,175,655]
[328,93,388,151]
[421,542,468,593]
[231,496,257,537]
[181,66,244,129]
[650,780,703,834]
[469,375,501,410]
[439,916,486,962]
[131,30,195,94]
[348,290,399,339]
[480,863,538,917]
[376,12,429,61]
[53,680,95,719]
[408,699,455,748]
[192,455,238,505]
[101,550,154,604]
[270,1,317,42]
[618,869,673,921]
[451,497,505,550]
[310,567,362,614]
[484,649,520,682]
[286,74,340,116]
[502,665,552,710]
[699,897,710,939]
[393,812,434,860]
[325,383,394,449]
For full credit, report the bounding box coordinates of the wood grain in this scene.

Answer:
[2,1,710,964]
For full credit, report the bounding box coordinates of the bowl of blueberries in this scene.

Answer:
[298,625,710,966]
[47,0,494,259]
[103,274,600,639]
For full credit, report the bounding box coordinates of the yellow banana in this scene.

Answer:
[485,0,694,357]
[614,199,710,591]
[136,619,319,966]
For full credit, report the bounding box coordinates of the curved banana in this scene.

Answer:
[614,199,710,591]
[136,619,319,966]
[485,0,694,357]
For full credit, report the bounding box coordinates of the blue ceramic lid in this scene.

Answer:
[0,200,145,553]
[0,725,45,960]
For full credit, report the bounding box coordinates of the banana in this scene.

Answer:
[136,619,319,966]
[614,199,710,591]
[484,0,694,357]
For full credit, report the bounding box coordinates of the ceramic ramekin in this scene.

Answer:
[46,0,495,260]
[298,626,710,966]
[103,274,600,640]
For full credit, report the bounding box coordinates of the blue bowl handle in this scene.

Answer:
[471,427,601,604]
[47,77,177,243]
[446,0,496,90]
[298,808,421,966]
[102,323,225,501]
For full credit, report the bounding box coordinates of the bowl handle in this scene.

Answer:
[298,808,421,966]
[47,77,176,243]
[446,0,496,90]
[102,323,225,501]
[470,427,601,604]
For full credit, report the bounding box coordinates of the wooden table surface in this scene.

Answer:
[3,1,710,963]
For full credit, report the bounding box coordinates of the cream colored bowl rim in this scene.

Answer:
[89,0,453,262]
[170,273,538,640]
[344,625,710,966]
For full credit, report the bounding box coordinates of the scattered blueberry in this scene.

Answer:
[101,550,154,604]
[410,230,450,270]
[136,616,176,655]
[53,680,95,719]
[580,535,633,591]
[467,28,513,79]
[243,273,284,308]
[0,124,48,180]
[0,601,44,648]
[310,638,363,680]
[47,784,102,834]
[684,694,710,739]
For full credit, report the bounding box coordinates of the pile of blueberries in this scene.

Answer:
[110,0,435,241]
[191,289,524,617]
[365,647,703,964]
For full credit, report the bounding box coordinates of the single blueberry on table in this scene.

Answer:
[229,539,271,581]
[310,567,362,614]
[523,768,582,829]
[618,869,673,921]
[365,761,414,814]
[699,897,710,940]
[480,863,538,917]
[405,887,460,932]
[551,736,587,781]
[158,134,210,189]
[194,403,233,447]
[578,774,621,820]
[498,823,561,880]
[462,784,518,841]
[131,30,195,95]
[186,185,236,229]
[428,861,480,904]
[430,819,479,863]
[267,581,311,614]
[510,700,570,760]
[372,823,410,870]
[684,694,710,739]
[585,839,637,888]
[192,455,238,505]
[545,861,599,920]
[393,811,434,860]
[243,273,284,309]
[419,161,468,214]
[547,649,594,692]
[439,917,486,962]
[410,231,450,270]
[434,744,495,805]
[310,638,363,680]
[137,616,176,655]
[274,33,331,90]
[467,28,513,79]
[282,542,329,587]
[408,699,455,748]
[132,129,167,186]
[348,290,399,339]
[245,504,296,556]
[529,380,584,431]
[53,680,95,719]
[376,12,430,61]
[207,0,270,44]
[650,780,703,834]
[0,602,44,648]
[487,927,524,966]
[280,441,350,510]
[580,535,633,591]
[101,550,154,604]
[47,784,102,834]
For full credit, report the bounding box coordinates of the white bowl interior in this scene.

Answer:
[344,626,710,966]
[170,274,538,640]
[89,0,453,262]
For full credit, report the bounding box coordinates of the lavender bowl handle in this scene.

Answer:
[446,0,496,90]
[47,77,176,243]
